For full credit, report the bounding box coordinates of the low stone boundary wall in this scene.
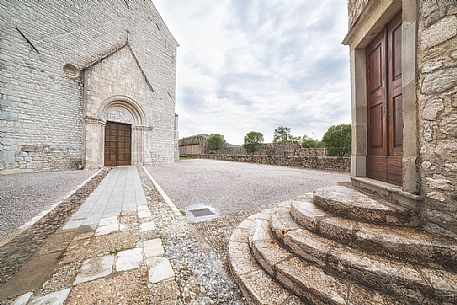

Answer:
[186,154,350,172]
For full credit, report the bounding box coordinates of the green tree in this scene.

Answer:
[207,134,226,152]
[321,124,351,156]
[273,126,292,142]
[243,131,264,154]
[301,135,323,148]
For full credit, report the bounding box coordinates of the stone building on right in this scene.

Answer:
[227,1,457,304]
[343,0,457,237]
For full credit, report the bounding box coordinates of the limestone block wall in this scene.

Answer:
[417,1,457,236]
[0,0,177,174]
[188,154,350,172]
[217,142,327,157]
[180,137,328,157]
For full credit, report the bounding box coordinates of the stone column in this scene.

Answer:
[350,47,368,177]
[401,0,420,194]
[132,125,146,165]
[84,118,104,168]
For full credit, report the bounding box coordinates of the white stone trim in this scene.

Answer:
[143,166,181,216]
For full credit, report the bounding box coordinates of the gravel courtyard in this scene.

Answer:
[0,169,97,239]
[146,159,350,215]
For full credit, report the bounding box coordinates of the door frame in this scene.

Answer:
[345,0,420,195]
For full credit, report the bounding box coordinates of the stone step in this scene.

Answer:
[271,208,456,304]
[290,199,457,270]
[228,217,305,305]
[313,186,420,226]
[248,210,403,305]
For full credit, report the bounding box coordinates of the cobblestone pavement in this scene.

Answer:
[0,169,97,239]
[147,159,350,215]
[1,166,247,304]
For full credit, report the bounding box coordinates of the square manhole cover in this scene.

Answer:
[184,204,218,223]
[189,208,215,217]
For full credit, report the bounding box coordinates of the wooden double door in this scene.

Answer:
[366,12,403,186]
[104,122,132,166]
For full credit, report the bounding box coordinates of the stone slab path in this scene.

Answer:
[4,167,175,305]
[63,167,147,230]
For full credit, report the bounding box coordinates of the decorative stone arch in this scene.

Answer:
[84,95,149,168]
[97,95,146,126]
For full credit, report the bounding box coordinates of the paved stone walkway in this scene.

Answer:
[5,167,176,305]
[63,166,147,230]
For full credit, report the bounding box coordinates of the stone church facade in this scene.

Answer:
[344,0,457,237]
[0,0,178,174]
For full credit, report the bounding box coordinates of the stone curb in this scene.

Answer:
[142,166,181,217]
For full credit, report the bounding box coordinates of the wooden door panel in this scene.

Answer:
[369,106,384,148]
[393,95,403,148]
[367,156,388,182]
[387,12,403,185]
[387,156,402,186]
[367,11,403,186]
[367,29,388,180]
[368,45,383,92]
[104,122,132,166]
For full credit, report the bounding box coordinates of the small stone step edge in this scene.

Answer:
[271,207,456,304]
[228,214,305,305]
[313,186,420,227]
[351,176,422,211]
[290,199,457,270]
[248,210,405,305]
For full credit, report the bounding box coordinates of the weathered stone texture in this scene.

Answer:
[179,137,328,157]
[0,0,177,173]
[417,1,457,236]
[188,154,350,172]
[420,15,457,49]
[348,0,370,29]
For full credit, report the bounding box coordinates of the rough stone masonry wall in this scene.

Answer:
[0,0,177,174]
[178,135,209,156]
[189,154,350,172]
[348,0,370,28]
[417,1,457,236]
[218,142,327,157]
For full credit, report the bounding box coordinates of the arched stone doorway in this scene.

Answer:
[84,96,147,168]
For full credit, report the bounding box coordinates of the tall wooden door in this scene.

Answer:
[104,122,132,166]
[366,12,403,186]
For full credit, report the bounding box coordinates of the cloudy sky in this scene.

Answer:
[154,0,350,145]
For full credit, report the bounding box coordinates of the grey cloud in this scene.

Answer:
[155,0,350,144]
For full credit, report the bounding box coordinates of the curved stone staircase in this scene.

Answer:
[228,186,457,305]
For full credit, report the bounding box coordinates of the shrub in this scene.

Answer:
[273,126,293,142]
[207,134,226,152]
[301,135,323,148]
[322,124,351,156]
[244,131,264,154]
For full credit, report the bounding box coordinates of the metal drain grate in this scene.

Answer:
[189,208,215,217]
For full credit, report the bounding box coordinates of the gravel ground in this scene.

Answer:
[147,159,350,215]
[138,167,245,304]
[0,169,97,239]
